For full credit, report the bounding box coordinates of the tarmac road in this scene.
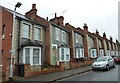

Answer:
[58,65,119,81]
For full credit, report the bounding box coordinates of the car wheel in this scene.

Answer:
[106,65,109,71]
[112,63,115,68]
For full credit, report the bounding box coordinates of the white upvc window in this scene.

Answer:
[34,26,41,41]
[81,49,84,57]
[107,50,110,56]
[59,48,70,61]
[115,51,118,56]
[75,33,78,43]
[91,49,97,58]
[99,49,104,56]
[23,47,41,65]
[56,28,60,41]
[62,31,65,42]
[61,48,64,60]
[66,48,70,61]
[22,23,30,38]
[76,48,84,58]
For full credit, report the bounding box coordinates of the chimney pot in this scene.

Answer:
[55,13,57,18]
[32,4,36,9]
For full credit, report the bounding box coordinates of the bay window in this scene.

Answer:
[59,48,70,61]
[76,48,84,58]
[91,49,97,58]
[23,47,41,65]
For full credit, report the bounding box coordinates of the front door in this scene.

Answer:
[51,48,57,65]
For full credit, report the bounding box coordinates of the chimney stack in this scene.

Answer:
[25,4,37,19]
[103,32,106,39]
[83,23,88,32]
[32,4,36,9]
[96,29,99,35]
[110,36,113,42]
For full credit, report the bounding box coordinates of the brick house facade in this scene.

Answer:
[0,4,119,81]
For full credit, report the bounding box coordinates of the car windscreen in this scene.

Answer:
[97,57,107,62]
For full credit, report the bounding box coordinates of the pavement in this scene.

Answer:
[17,65,92,82]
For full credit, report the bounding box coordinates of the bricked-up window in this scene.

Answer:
[22,23,30,38]
[56,28,60,41]
[2,24,5,36]
[34,27,41,41]
[1,24,5,39]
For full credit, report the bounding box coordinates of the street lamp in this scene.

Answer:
[9,2,22,80]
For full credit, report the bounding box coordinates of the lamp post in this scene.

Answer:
[9,2,22,80]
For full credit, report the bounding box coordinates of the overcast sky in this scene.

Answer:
[0,0,119,42]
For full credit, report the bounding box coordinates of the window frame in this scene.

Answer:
[76,48,84,58]
[23,46,41,65]
[34,25,42,41]
[22,23,31,39]
[62,31,66,42]
[56,28,60,41]
[1,24,5,39]
[59,48,70,61]
[91,49,97,58]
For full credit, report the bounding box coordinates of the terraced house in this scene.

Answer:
[83,24,97,59]
[0,3,120,81]
[16,4,48,69]
[64,23,85,59]
[47,16,70,69]
[94,30,104,57]
[0,4,50,80]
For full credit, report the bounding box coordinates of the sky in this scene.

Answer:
[0,0,119,42]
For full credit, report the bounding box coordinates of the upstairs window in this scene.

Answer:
[56,28,60,41]
[62,31,65,42]
[22,23,30,38]
[75,33,78,43]
[34,27,41,41]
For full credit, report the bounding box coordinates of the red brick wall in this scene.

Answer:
[23,64,64,78]
[70,59,94,69]
[45,25,51,65]
[2,8,13,80]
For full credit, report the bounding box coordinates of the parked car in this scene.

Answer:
[111,56,120,64]
[92,56,115,71]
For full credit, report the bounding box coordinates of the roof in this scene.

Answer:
[21,39,43,48]
[50,21,69,33]
[3,6,47,28]
[58,43,70,48]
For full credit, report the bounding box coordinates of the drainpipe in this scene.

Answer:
[17,18,21,63]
